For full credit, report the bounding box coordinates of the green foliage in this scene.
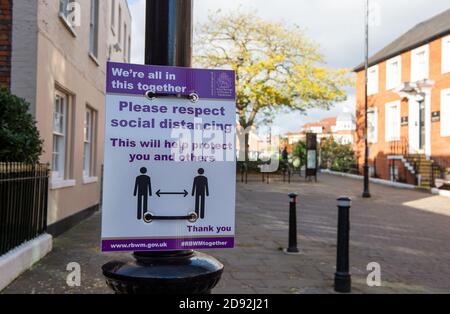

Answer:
[0,88,43,163]
[292,140,306,168]
[320,137,356,173]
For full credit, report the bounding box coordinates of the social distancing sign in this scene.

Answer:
[101,62,236,252]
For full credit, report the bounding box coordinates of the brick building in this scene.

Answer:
[0,0,12,88]
[285,113,356,153]
[355,9,450,187]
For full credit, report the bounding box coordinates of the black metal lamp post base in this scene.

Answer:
[102,250,224,294]
[362,191,372,198]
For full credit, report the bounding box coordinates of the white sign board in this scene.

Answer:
[101,62,236,252]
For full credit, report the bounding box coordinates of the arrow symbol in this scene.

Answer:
[156,189,188,198]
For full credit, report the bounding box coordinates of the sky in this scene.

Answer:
[128,0,450,134]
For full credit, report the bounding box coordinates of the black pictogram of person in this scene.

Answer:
[133,167,152,220]
[191,168,209,219]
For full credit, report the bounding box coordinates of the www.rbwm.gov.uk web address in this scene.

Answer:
[109,240,229,250]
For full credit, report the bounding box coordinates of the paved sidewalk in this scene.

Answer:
[3,174,450,294]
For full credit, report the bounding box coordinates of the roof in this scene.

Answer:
[286,132,304,136]
[303,117,336,127]
[302,117,337,133]
[320,117,337,125]
[354,9,450,72]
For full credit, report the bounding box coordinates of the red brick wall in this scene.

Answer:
[372,156,417,185]
[0,0,12,89]
[430,38,450,158]
[356,36,450,182]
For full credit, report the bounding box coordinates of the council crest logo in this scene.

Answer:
[216,72,232,90]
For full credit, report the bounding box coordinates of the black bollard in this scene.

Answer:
[284,192,300,254]
[334,196,352,293]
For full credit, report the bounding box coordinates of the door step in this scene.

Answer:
[405,154,445,188]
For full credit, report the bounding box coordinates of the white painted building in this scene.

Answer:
[0,0,132,291]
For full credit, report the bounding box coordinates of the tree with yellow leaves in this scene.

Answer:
[195,11,353,160]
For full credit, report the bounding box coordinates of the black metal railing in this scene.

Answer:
[389,137,409,156]
[432,157,450,177]
[0,163,49,256]
[431,157,450,187]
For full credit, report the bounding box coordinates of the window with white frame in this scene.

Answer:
[89,0,99,58]
[385,101,401,142]
[411,45,429,82]
[367,108,378,144]
[386,56,402,90]
[442,35,450,74]
[52,91,69,180]
[441,88,450,137]
[367,65,379,95]
[83,107,96,178]
[309,126,323,134]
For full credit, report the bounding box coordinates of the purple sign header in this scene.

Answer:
[102,237,235,252]
[106,62,236,100]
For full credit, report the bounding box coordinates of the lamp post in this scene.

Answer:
[102,0,224,294]
[362,0,371,198]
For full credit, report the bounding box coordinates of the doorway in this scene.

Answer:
[419,101,425,151]
[408,94,430,155]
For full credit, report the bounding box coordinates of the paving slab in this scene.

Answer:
[3,173,450,294]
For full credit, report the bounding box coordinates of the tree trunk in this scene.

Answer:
[245,132,250,162]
